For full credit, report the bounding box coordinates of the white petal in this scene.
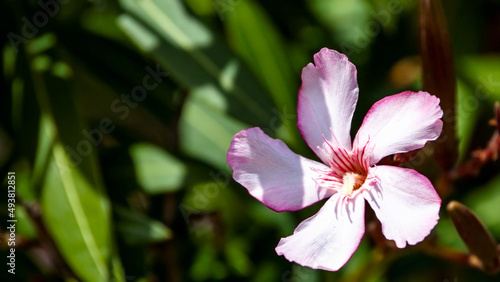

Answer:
[227,128,334,212]
[298,48,359,163]
[363,166,441,248]
[354,91,443,165]
[275,193,365,271]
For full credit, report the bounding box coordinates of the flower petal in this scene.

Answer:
[275,193,365,271]
[363,166,441,248]
[227,127,334,212]
[298,48,359,163]
[354,91,443,165]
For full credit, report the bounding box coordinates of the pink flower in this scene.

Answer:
[226,48,443,271]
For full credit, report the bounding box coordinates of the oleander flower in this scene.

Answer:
[226,48,443,271]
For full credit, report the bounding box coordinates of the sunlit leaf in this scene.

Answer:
[42,143,111,282]
[129,143,187,194]
[180,86,248,171]
[80,6,129,43]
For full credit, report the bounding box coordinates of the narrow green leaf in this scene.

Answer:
[42,144,111,281]
[456,80,480,162]
[30,54,112,281]
[110,251,126,282]
[129,143,187,194]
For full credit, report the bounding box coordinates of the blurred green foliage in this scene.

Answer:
[0,0,500,281]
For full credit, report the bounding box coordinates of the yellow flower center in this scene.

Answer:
[342,172,366,196]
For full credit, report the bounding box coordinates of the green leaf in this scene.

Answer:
[225,238,252,275]
[15,206,38,240]
[29,54,112,282]
[110,250,126,282]
[225,0,297,124]
[129,143,187,194]
[80,6,130,44]
[114,206,173,244]
[310,0,371,55]
[435,217,468,252]
[42,143,111,282]
[116,0,275,128]
[465,175,500,236]
[191,244,228,281]
[459,55,500,103]
[10,158,37,202]
[456,80,480,162]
